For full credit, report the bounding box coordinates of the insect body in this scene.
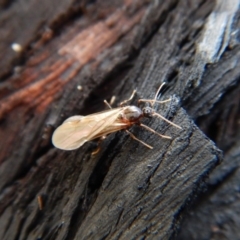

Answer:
[52,83,181,151]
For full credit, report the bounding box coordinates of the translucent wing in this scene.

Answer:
[52,108,128,150]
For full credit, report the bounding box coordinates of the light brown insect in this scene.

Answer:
[52,83,181,151]
[37,195,44,210]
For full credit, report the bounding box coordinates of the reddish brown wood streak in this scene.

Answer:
[0,59,73,119]
[0,7,145,120]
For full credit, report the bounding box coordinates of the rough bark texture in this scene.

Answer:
[0,0,239,239]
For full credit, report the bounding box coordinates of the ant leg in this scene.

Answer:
[139,123,172,139]
[103,100,112,109]
[109,95,116,106]
[119,90,137,107]
[91,136,106,155]
[104,94,116,109]
[125,129,153,149]
[152,112,182,129]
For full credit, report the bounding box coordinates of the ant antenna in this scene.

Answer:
[152,82,166,108]
[138,98,171,105]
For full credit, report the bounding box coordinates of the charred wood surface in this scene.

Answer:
[0,0,239,240]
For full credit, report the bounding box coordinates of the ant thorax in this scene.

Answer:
[119,106,143,122]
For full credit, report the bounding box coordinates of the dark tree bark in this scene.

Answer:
[0,0,239,240]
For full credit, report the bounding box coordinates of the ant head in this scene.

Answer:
[142,106,154,118]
